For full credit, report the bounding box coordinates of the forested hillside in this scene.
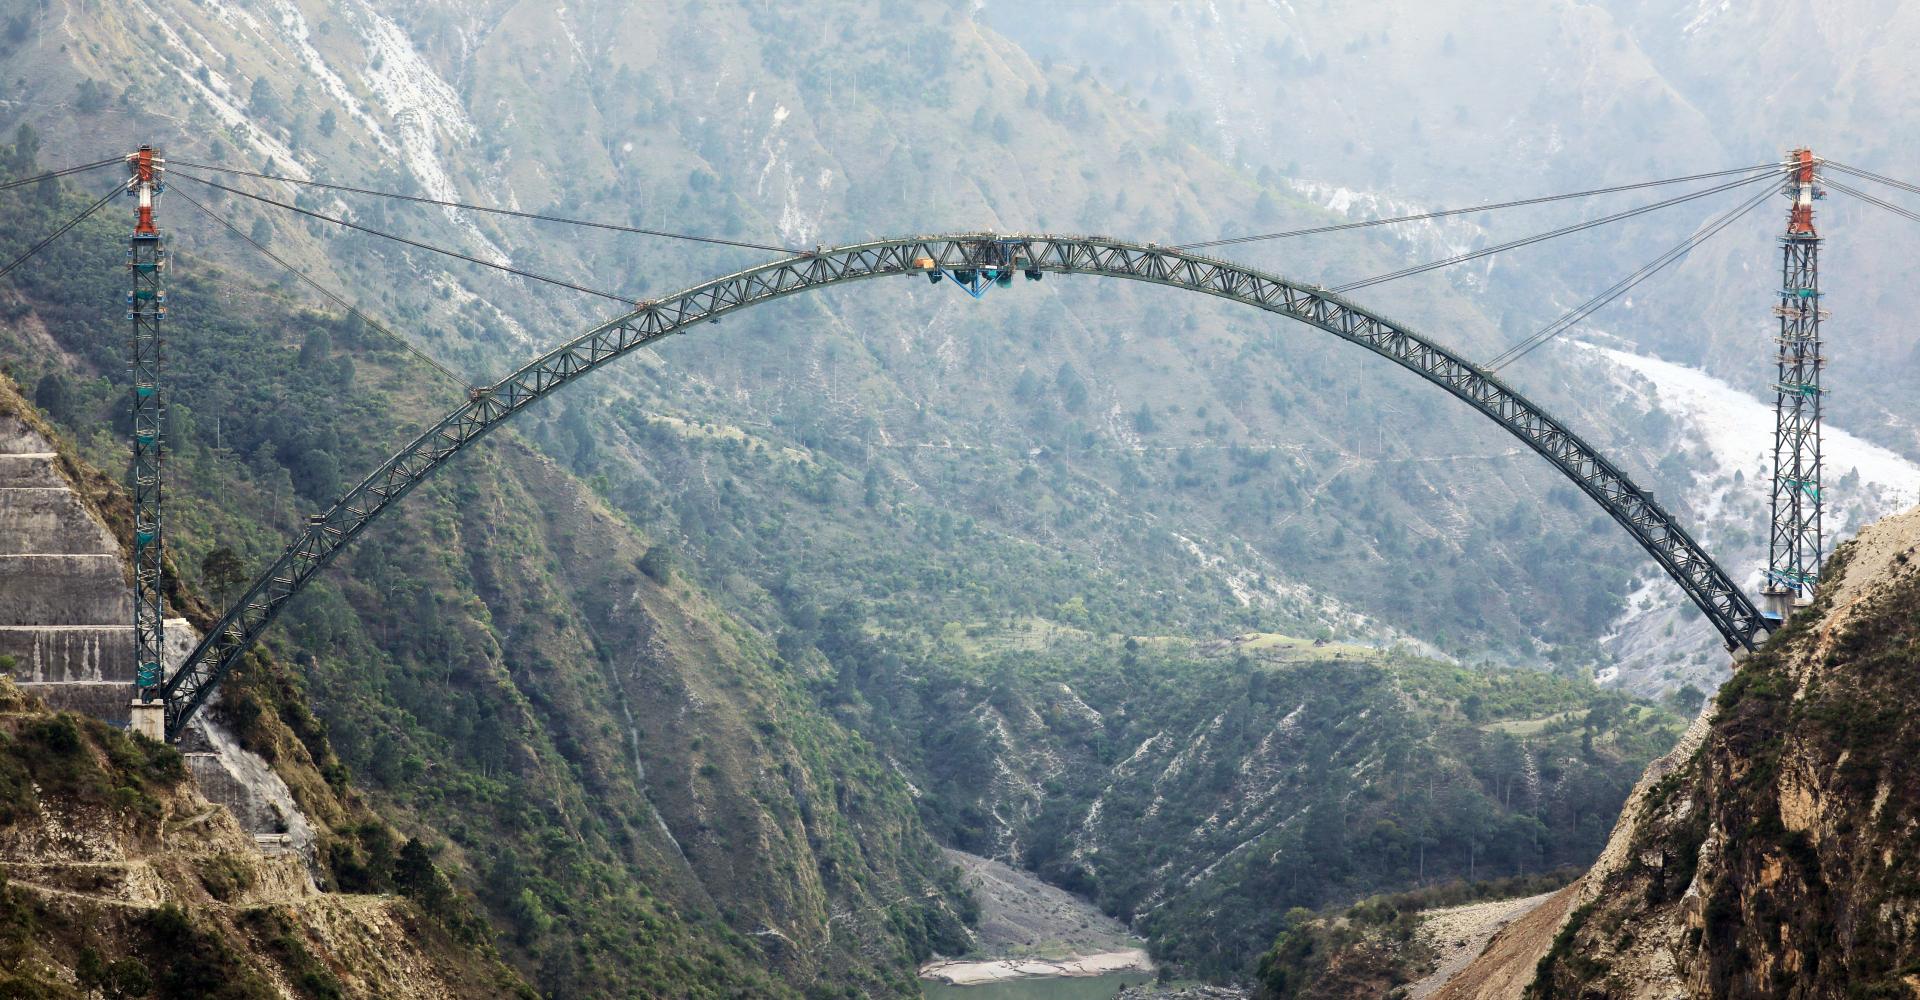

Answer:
[835,627,1684,974]
[0,0,1828,991]
[0,0,1709,671]
[0,153,971,998]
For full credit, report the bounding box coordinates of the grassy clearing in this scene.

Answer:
[1480,710,1583,736]
[640,414,811,463]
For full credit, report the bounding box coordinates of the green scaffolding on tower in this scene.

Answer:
[127,146,167,698]
[1763,148,1825,623]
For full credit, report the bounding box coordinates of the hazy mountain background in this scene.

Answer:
[3,0,1919,992]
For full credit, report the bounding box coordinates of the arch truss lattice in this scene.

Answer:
[159,233,1766,740]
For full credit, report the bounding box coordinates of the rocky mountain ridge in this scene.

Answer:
[1517,502,1920,996]
[1256,501,1920,998]
[0,675,526,998]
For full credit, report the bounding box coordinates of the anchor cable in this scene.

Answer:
[1331,166,1786,294]
[173,186,475,391]
[1179,161,1785,250]
[0,156,122,193]
[1820,160,1920,200]
[171,170,637,305]
[0,181,125,283]
[1823,176,1920,227]
[1488,179,1779,371]
[169,158,804,253]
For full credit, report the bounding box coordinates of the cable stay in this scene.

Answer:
[1487,179,1779,371]
[0,156,123,193]
[173,187,474,392]
[169,158,805,254]
[1822,177,1920,227]
[1179,162,1783,251]
[1820,160,1920,199]
[1329,166,1786,294]
[171,171,637,305]
[0,181,125,283]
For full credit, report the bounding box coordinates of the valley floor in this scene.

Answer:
[922,848,1152,987]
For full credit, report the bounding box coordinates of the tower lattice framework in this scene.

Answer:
[127,146,168,698]
[1763,148,1825,622]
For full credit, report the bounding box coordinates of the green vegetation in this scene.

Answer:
[0,144,965,998]
[0,11,1714,989]
[0,681,269,999]
[240,909,347,1000]
[191,853,256,903]
[818,618,1681,976]
[139,904,278,1000]
[1257,869,1582,998]
[0,704,183,828]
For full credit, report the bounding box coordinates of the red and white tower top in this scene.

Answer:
[130,145,162,235]
[1788,147,1818,236]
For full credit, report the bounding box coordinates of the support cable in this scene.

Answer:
[1331,167,1785,294]
[173,187,474,392]
[169,158,805,253]
[1179,162,1784,250]
[1823,177,1920,227]
[0,156,122,193]
[171,171,637,305]
[0,181,124,282]
[1821,160,1920,199]
[1488,180,1779,371]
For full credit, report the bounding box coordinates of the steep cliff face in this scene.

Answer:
[1256,504,1920,999]
[0,676,528,999]
[1523,505,1920,997]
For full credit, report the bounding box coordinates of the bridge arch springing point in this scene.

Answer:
[159,233,1767,740]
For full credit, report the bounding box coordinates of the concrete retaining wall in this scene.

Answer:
[0,404,315,856]
[0,453,62,488]
[0,625,133,682]
[0,555,132,624]
[0,487,121,554]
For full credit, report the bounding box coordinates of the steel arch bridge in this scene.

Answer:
[157,232,1769,740]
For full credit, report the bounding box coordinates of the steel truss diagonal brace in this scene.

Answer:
[159,233,1767,740]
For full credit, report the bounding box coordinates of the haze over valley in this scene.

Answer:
[3,2,1920,997]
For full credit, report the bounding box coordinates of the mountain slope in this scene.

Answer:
[0,0,1699,671]
[0,676,527,1000]
[0,170,969,997]
[1246,502,1920,998]
[837,626,1685,977]
[1525,505,1920,996]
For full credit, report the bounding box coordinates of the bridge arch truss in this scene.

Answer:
[159,233,1767,739]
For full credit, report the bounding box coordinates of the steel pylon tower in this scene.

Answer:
[1763,148,1825,623]
[127,146,168,700]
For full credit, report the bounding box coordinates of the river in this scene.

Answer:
[923,972,1154,999]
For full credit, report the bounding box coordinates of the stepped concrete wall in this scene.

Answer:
[1,413,136,694]
[0,555,133,625]
[0,486,121,553]
[0,410,313,858]
[0,625,131,682]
